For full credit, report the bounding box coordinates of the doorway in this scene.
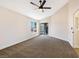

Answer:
[74,10,79,48]
[40,23,48,35]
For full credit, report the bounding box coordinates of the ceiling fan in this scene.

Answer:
[30,0,52,12]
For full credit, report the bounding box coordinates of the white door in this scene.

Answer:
[74,11,79,48]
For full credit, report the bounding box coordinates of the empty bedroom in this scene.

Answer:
[0,0,79,58]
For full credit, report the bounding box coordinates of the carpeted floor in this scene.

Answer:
[0,35,78,58]
[75,48,79,57]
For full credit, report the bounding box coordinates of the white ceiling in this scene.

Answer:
[0,0,69,20]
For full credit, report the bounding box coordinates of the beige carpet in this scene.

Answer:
[0,35,78,58]
[75,48,79,57]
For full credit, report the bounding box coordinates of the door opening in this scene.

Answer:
[40,23,48,35]
[74,10,79,48]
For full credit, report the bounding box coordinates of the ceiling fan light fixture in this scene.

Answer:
[30,0,52,12]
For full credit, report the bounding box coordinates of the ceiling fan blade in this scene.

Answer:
[30,2,39,7]
[39,0,46,8]
[42,7,51,9]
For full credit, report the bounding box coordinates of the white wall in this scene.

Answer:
[48,5,69,41]
[48,0,79,47]
[0,6,39,50]
[39,17,50,23]
[39,20,48,23]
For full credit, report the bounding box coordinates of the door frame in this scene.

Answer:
[73,9,79,48]
[40,23,48,35]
